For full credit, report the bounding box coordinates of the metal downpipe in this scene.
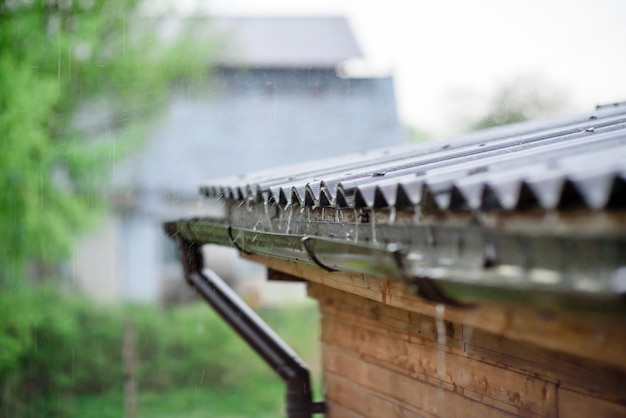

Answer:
[177,239,325,418]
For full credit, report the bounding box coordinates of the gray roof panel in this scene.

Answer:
[201,103,626,213]
[167,104,626,311]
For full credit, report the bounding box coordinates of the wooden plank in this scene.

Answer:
[464,327,626,401]
[325,372,426,418]
[318,290,626,403]
[267,268,306,282]
[325,400,366,418]
[558,389,626,418]
[319,304,463,353]
[312,283,463,349]
[322,320,556,417]
[324,345,518,418]
[243,254,626,370]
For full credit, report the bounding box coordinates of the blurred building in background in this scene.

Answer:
[71,15,405,302]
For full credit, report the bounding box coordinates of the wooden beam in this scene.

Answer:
[242,253,626,371]
[267,268,306,282]
[314,283,626,401]
[558,389,626,418]
[322,321,557,417]
[324,371,430,418]
[324,346,518,418]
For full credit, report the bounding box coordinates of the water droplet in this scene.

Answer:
[354,209,359,242]
[426,228,435,247]
[405,211,416,231]
[435,304,447,405]
[389,207,396,225]
[264,202,273,232]
[286,205,293,234]
[371,209,377,244]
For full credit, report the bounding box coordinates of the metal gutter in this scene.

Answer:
[165,215,626,313]
[166,225,325,418]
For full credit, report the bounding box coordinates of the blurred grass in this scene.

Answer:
[0,286,321,418]
[30,383,286,418]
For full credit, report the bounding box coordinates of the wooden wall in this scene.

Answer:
[308,283,626,418]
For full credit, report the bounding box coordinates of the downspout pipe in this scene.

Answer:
[176,238,325,418]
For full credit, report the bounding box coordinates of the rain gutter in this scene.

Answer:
[166,217,626,313]
[165,224,325,418]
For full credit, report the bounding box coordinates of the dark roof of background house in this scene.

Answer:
[211,16,362,68]
[201,102,626,212]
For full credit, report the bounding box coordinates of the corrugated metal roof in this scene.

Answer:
[201,102,626,212]
[166,103,626,312]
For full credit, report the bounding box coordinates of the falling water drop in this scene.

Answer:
[435,304,447,407]
[264,202,273,232]
[280,204,289,232]
[389,207,396,225]
[413,205,421,224]
[354,209,359,242]
[286,205,293,234]
[371,209,377,244]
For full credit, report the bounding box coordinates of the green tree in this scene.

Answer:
[0,1,211,284]
[471,74,568,130]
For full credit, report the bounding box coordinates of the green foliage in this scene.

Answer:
[406,125,431,143]
[0,287,320,417]
[471,74,568,130]
[0,1,212,284]
[28,384,286,418]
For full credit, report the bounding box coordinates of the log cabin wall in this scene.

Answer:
[308,282,626,418]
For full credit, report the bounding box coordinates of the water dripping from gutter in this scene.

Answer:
[286,205,294,234]
[354,209,359,243]
[413,206,421,224]
[371,209,377,244]
[435,304,447,409]
[264,202,273,232]
[305,207,311,234]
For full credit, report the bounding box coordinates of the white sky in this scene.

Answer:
[155,0,626,136]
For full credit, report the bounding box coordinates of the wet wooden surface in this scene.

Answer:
[310,283,626,417]
[244,253,626,372]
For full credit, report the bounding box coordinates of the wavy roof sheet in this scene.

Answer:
[166,103,626,311]
[201,102,626,213]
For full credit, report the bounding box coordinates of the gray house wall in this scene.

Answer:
[124,68,403,195]
[74,63,405,302]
